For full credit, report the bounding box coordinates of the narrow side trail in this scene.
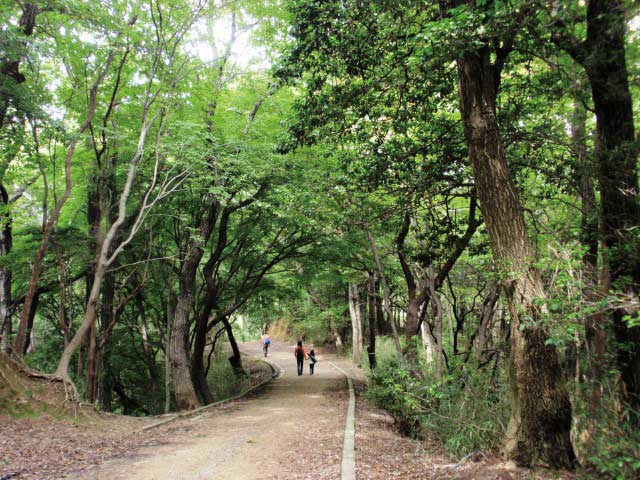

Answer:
[72,342,346,480]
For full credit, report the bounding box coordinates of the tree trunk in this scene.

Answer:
[375,283,388,335]
[420,319,436,366]
[455,46,575,468]
[582,0,640,423]
[223,316,243,375]
[86,322,99,403]
[570,83,604,411]
[56,265,105,380]
[367,272,377,369]
[330,318,343,352]
[171,284,199,410]
[165,292,174,413]
[475,280,499,363]
[366,230,403,359]
[348,283,363,363]
[426,267,445,378]
[191,299,215,405]
[139,305,161,412]
[0,184,13,354]
[20,293,38,354]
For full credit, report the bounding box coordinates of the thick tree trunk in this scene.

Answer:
[582,0,640,423]
[171,282,199,410]
[455,47,575,468]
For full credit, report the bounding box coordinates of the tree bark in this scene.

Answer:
[475,280,499,363]
[223,316,243,375]
[139,302,161,412]
[0,184,13,354]
[454,44,575,467]
[191,299,216,405]
[348,283,363,363]
[86,322,99,403]
[20,293,38,354]
[556,0,640,423]
[165,291,174,413]
[426,266,445,377]
[367,272,377,369]
[582,0,640,423]
[171,257,200,410]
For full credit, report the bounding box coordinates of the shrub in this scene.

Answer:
[366,354,509,457]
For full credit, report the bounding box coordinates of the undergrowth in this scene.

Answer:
[365,343,509,457]
[365,338,640,479]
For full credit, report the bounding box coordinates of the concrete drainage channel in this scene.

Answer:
[139,355,283,432]
[328,361,356,480]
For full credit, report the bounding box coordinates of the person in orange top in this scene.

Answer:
[294,340,307,376]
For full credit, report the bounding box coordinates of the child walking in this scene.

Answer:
[294,340,307,375]
[308,349,317,375]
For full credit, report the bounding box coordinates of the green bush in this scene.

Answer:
[366,354,509,457]
[574,398,640,480]
[585,430,640,480]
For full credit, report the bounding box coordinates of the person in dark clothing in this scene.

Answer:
[308,349,317,375]
[294,340,307,375]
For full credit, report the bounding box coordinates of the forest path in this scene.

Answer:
[70,341,347,480]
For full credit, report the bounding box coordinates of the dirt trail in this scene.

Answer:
[61,343,572,480]
[70,342,346,480]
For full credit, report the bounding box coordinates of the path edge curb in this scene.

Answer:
[328,360,356,480]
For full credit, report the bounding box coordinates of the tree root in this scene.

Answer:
[0,351,80,410]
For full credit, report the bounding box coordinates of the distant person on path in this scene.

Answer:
[308,349,317,375]
[261,332,271,357]
[294,340,307,375]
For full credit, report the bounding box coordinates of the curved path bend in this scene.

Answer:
[73,342,350,480]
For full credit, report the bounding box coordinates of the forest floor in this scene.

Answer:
[1,342,575,480]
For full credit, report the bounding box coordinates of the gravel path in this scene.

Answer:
[69,341,346,480]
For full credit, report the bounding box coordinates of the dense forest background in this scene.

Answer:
[1,0,639,477]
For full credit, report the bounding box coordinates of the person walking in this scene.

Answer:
[261,332,271,357]
[308,349,317,375]
[294,340,307,376]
